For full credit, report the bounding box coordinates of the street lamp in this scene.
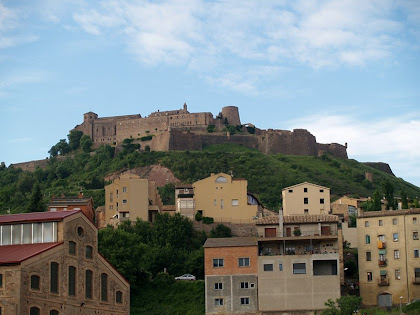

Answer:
[400,296,403,314]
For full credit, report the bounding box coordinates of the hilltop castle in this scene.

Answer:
[73,104,348,158]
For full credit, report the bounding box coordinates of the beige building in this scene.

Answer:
[175,184,195,220]
[0,210,129,315]
[104,173,163,226]
[193,173,260,224]
[282,182,330,216]
[357,209,420,307]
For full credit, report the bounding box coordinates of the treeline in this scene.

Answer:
[98,213,207,292]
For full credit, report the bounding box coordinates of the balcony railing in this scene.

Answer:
[378,259,387,267]
[413,277,420,284]
[378,278,389,286]
[378,241,386,249]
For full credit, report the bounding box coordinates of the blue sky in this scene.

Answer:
[0,0,419,189]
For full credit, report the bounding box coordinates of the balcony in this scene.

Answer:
[377,241,386,249]
[378,259,387,267]
[413,277,420,284]
[378,278,389,286]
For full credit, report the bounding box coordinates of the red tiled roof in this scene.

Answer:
[256,214,339,225]
[0,242,62,265]
[0,210,80,224]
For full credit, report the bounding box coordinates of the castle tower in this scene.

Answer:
[221,106,241,126]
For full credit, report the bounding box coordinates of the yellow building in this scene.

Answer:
[357,209,420,307]
[193,173,260,223]
[282,182,330,216]
[104,173,163,226]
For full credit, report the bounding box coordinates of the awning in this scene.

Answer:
[379,249,386,254]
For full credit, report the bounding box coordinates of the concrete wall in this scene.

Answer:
[342,222,358,248]
[282,183,331,216]
[194,173,258,224]
[257,254,340,312]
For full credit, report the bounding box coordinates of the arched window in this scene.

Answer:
[50,262,59,293]
[50,310,59,315]
[116,290,123,304]
[215,176,228,183]
[68,266,76,296]
[30,275,40,290]
[85,246,93,259]
[85,270,93,299]
[101,273,108,301]
[30,307,40,315]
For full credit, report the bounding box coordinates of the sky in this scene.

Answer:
[0,0,419,188]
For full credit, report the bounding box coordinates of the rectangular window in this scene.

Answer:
[393,233,399,241]
[289,189,293,193]
[122,187,127,193]
[85,270,93,299]
[33,223,42,243]
[415,268,420,278]
[379,220,383,226]
[304,209,309,214]
[50,262,59,293]
[304,188,308,192]
[394,250,400,259]
[110,192,113,202]
[0,274,2,288]
[12,224,21,244]
[69,241,76,255]
[367,272,372,282]
[320,198,324,204]
[414,218,418,224]
[263,264,273,271]
[43,222,54,242]
[1,225,11,245]
[395,269,401,280]
[214,199,217,206]
[241,282,249,289]
[414,232,419,240]
[366,251,371,261]
[231,199,239,206]
[304,198,308,204]
[213,258,224,268]
[365,235,371,244]
[220,199,223,209]
[279,263,283,271]
[293,263,306,274]
[85,246,93,259]
[320,189,324,192]
[415,249,419,258]
[238,258,250,267]
[116,291,123,304]
[68,266,76,296]
[393,218,398,225]
[30,275,40,290]
[365,221,369,227]
[122,199,127,204]
[214,283,223,290]
[240,297,250,305]
[101,273,108,301]
[22,224,32,244]
[215,298,224,306]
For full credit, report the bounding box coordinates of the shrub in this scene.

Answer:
[246,126,255,134]
[140,135,153,141]
[152,272,174,287]
[210,224,232,238]
[145,145,151,152]
[195,212,203,221]
[202,217,214,224]
[293,229,301,236]
[207,125,215,133]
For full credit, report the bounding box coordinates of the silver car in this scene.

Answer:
[175,274,196,281]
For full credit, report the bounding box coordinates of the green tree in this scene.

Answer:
[363,189,382,211]
[210,224,233,238]
[28,183,45,212]
[80,135,93,153]
[158,183,175,205]
[68,130,84,151]
[322,295,362,315]
[382,179,395,210]
[49,139,71,157]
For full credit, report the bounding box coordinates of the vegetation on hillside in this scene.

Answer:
[1,142,420,214]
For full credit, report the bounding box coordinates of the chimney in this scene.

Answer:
[78,192,84,199]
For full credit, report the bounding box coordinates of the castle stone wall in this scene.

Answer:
[221,106,241,125]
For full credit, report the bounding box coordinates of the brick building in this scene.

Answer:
[0,210,129,314]
[47,193,95,225]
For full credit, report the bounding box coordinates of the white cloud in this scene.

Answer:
[9,137,32,144]
[284,113,420,186]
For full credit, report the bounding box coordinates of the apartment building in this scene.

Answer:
[204,237,259,314]
[104,173,163,226]
[193,173,261,223]
[358,209,420,307]
[0,210,129,314]
[282,182,330,216]
[204,213,342,314]
[175,184,195,220]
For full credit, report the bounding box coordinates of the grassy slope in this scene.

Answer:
[131,281,205,315]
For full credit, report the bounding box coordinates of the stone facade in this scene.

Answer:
[0,210,130,315]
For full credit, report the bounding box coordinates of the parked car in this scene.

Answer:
[175,274,196,281]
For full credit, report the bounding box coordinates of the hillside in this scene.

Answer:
[1,143,419,213]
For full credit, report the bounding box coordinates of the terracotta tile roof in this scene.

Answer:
[0,210,80,224]
[0,242,62,265]
[175,183,193,189]
[359,208,420,218]
[204,237,257,248]
[256,214,339,225]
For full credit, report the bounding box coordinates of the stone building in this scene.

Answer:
[104,173,163,227]
[204,211,342,314]
[0,210,129,314]
[357,209,420,307]
[282,182,331,216]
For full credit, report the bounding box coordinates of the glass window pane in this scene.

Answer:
[85,270,93,299]
[1,225,11,245]
[50,262,59,293]
[23,224,32,244]
[69,266,76,296]
[12,225,21,245]
[43,222,53,242]
[33,223,42,243]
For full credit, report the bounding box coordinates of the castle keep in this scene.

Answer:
[73,104,348,159]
